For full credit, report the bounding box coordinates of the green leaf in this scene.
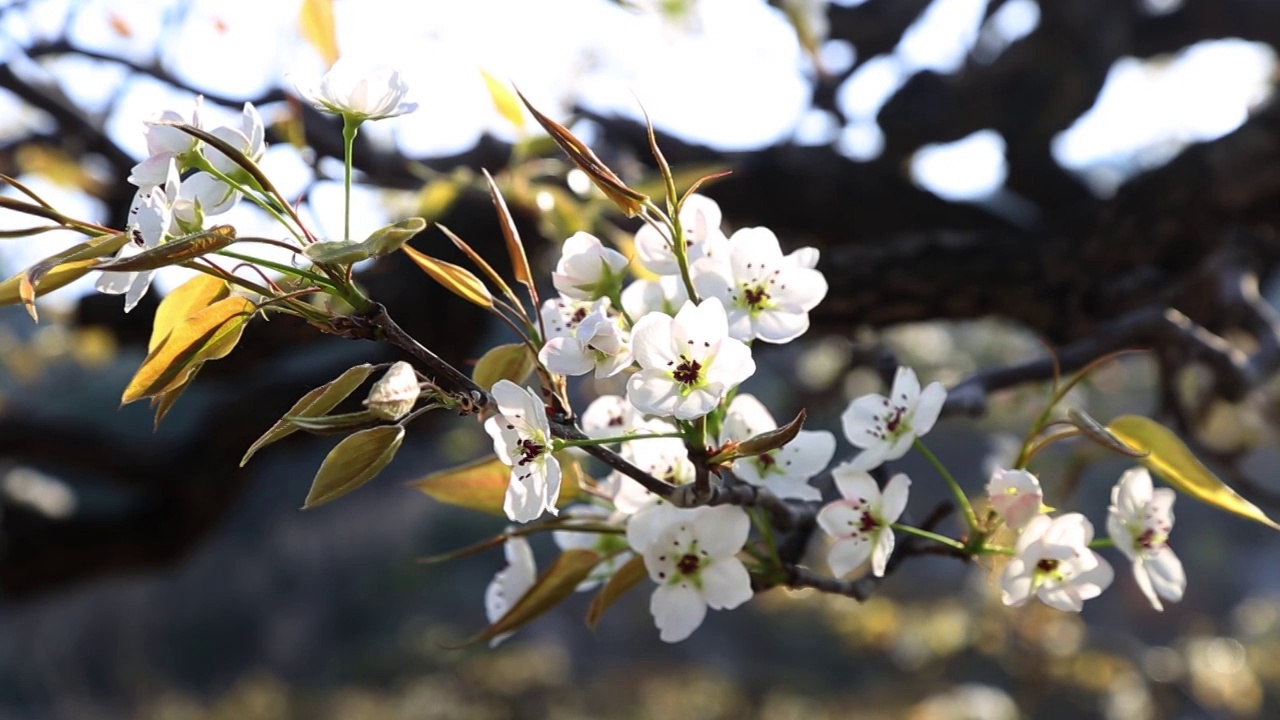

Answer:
[362,217,426,256]
[585,554,646,631]
[472,343,536,391]
[448,549,601,648]
[241,364,377,466]
[1107,414,1280,531]
[480,69,525,130]
[121,295,255,404]
[303,425,405,509]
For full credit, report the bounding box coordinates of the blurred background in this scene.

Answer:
[3,0,1280,717]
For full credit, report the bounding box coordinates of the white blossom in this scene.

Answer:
[1107,467,1185,611]
[817,464,910,577]
[627,298,755,420]
[634,193,728,275]
[631,505,753,643]
[986,467,1045,531]
[611,436,693,550]
[97,158,181,312]
[206,102,266,176]
[720,394,834,501]
[620,275,689,319]
[581,394,650,439]
[1001,513,1114,612]
[290,58,418,121]
[692,226,828,343]
[484,535,537,646]
[483,380,561,522]
[172,171,241,226]
[538,300,633,378]
[840,365,946,471]
[551,232,630,301]
[129,96,205,186]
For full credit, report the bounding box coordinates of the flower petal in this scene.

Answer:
[827,535,872,577]
[831,464,880,504]
[879,473,911,523]
[700,558,753,610]
[694,505,751,557]
[912,381,947,437]
[650,582,707,643]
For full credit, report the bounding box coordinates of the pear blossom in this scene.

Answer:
[627,298,755,420]
[986,467,1046,530]
[172,172,241,226]
[97,158,180,312]
[538,300,633,378]
[551,232,629,301]
[631,505,753,643]
[634,193,728,275]
[841,365,947,471]
[484,535,537,646]
[720,394,834,501]
[693,226,828,343]
[290,58,417,121]
[786,245,820,269]
[1107,467,1185,611]
[483,380,561,522]
[817,464,910,577]
[1001,513,1114,612]
[553,505,632,591]
[620,274,688,318]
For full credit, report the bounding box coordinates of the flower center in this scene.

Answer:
[676,553,701,576]
[1035,558,1062,581]
[1138,527,1168,550]
[672,357,703,386]
[570,307,588,325]
[516,438,545,465]
[743,284,770,310]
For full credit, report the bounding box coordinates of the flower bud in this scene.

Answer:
[304,240,372,265]
[364,361,420,421]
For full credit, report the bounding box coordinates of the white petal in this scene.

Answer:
[539,337,595,376]
[774,430,836,479]
[828,535,872,577]
[912,381,947,437]
[816,499,861,538]
[630,312,677,369]
[722,394,776,441]
[504,470,542,523]
[693,505,751,557]
[831,464,880,504]
[122,270,157,312]
[870,528,895,577]
[840,393,890,449]
[879,473,911,523]
[700,558,753,610]
[890,366,922,407]
[752,307,810,344]
[1142,547,1186,607]
[650,583,708,643]
[704,337,755,388]
[762,476,822,501]
[847,444,889,472]
[1000,557,1034,607]
[541,456,562,516]
[1072,553,1114,600]
[626,369,683,417]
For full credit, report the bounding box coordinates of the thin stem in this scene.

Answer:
[214,250,337,290]
[342,116,360,241]
[891,523,966,551]
[555,432,684,449]
[1021,427,1083,466]
[914,439,980,534]
[1089,537,1115,549]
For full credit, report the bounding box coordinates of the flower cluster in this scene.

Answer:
[988,465,1185,612]
[102,97,265,311]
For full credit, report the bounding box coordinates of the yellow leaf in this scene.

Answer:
[401,243,493,308]
[304,425,405,509]
[472,343,536,391]
[0,233,130,317]
[1107,414,1280,531]
[241,364,377,466]
[121,295,255,404]
[149,274,230,352]
[93,225,236,272]
[585,554,646,631]
[479,69,525,130]
[482,169,534,290]
[411,453,580,515]
[435,223,516,303]
[449,549,601,648]
[298,0,338,66]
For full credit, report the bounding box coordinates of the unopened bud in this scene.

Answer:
[304,240,372,265]
[364,361,420,421]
